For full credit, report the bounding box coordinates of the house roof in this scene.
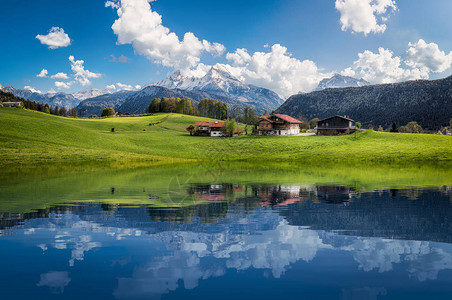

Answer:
[318,115,354,122]
[234,129,243,133]
[274,114,302,124]
[195,121,224,128]
[259,114,302,124]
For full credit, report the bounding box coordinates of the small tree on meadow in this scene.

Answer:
[186,125,195,136]
[44,104,50,114]
[406,121,423,133]
[355,122,361,139]
[101,107,116,117]
[390,122,398,132]
[223,119,238,137]
[378,125,383,132]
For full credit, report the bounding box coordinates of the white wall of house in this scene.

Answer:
[210,131,224,137]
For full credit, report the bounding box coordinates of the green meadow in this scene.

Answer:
[0,107,451,170]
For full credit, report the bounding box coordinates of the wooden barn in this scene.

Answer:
[316,115,355,136]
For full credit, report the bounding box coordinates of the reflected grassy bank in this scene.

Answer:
[1,162,451,214]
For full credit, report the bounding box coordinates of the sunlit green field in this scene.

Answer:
[1,107,451,169]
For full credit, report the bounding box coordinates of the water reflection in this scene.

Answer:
[0,183,451,299]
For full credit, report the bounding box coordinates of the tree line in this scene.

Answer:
[147,98,231,120]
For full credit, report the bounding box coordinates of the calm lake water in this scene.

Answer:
[0,165,451,299]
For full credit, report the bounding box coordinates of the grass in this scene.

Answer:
[1,162,451,214]
[1,107,451,169]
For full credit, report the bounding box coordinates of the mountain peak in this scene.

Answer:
[72,88,111,101]
[315,74,369,91]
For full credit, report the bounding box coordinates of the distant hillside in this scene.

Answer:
[277,76,452,129]
[118,86,240,115]
[77,90,136,116]
[0,90,24,103]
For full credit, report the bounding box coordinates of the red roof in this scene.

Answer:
[259,115,274,123]
[274,114,302,124]
[234,129,243,133]
[195,121,224,128]
[259,114,302,124]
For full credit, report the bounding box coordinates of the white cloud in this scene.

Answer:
[47,88,57,94]
[345,47,428,84]
[406,39,452,73]
[116,82,140,91]
[223,44,329,97]
[105,0,120,9]
[107,0,225,70]
[69,56,101,86]
[36,27,71,49]
[36,69,48,78]
[135,85,141,90]
[335,0,397,36]
[106,84,116,90]
[24,86,42,93]
[110,54,130,63]
[55,81,73,90]
[50,72,70,80]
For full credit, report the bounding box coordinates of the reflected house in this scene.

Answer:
[190,184,226,201]
[315,186,355,203]
[258,114,302,136]
[259,185,302,207]
[316,115,356,136]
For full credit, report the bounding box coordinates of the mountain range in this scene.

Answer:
[153,65,284,112]
[276,75,452,130]
[315,74,369,91]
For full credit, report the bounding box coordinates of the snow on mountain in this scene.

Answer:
[315,74,370,91]
[72,88,111,101]
[152,66,284,113]
[2,86,80,109]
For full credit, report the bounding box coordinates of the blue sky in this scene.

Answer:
[1,0,451,97]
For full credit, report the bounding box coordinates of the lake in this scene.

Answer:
[0,163,451,299]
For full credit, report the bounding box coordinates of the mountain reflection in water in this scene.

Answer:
[0,183,451,300]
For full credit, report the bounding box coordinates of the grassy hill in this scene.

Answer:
[1,107,451,169]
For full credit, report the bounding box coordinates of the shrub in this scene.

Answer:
[101,107,116,117]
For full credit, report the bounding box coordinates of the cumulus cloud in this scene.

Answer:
[223,44,329,96]
[115,82,141,91]
[36,27,71,49]
[335,0,397,35]
[107,0,225,70]
[55,81,73,90]
[406,39,452,73]
[69,56,101,86]
[345,47,427,84]
[106,84,116,90]
[36,69,48,78]
[24,86,42,93]
[110,54,130,63]
[50,72,70,80]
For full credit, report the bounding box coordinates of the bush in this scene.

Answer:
[101,107,116,117]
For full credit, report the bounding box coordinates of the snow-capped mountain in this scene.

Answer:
[315,74,369,91]
[2,86,80,109]
[72,88,111,101]
[152,66,284,113]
